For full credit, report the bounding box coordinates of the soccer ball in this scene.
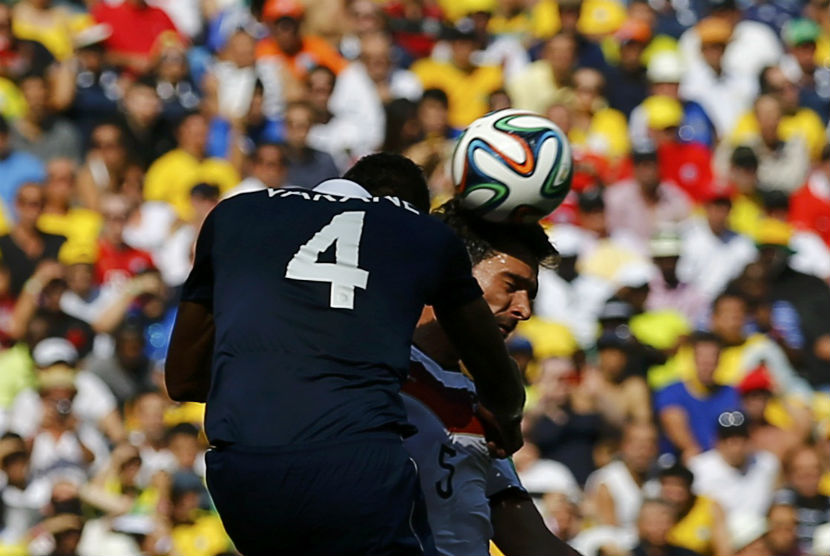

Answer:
[451,109,573,223]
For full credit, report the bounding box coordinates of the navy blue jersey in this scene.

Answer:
[180,183,482,447]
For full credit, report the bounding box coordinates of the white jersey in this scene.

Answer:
[402,346,524,556]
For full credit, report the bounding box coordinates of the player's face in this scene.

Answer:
[472,248,538,338]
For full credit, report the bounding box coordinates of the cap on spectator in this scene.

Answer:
[642,95,683,130]
[262,0,304,21]
[462,0,497,14]
[596,328,632,350]
[650,228,682,258]
[615,261,656,289]
[783,18,821,47]
[755,218,793,248]
[37,366,77,391]
[0,436,27,465]
[445,17,477,40]
[577,0,626,36]
[728,513,767,552]
[577,187,605,212]
[73,23,112,50]
[701,180,736,204]
[738,364,774,395]
[631,139,658,163]
[598,298,634,321]
[58,242,99,266]
[717,410,749,438]
[549,225,582,257]
[730,145,759,170]
[112,514,155,536]
[615,18,651,44]
[697,17,732,45]
[710,0,737,11]
[647,51,683,83]
[32,338,79,368]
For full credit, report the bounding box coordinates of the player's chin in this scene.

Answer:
[498,323,517,339]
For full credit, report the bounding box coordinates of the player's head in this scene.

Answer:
[433,199,558,337]
[343,153,430,213]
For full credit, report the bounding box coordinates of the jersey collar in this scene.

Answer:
[312,179,372,199]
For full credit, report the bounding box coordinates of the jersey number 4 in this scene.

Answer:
[285,211,369,310]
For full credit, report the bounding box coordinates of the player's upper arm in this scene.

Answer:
[426,226,482,311]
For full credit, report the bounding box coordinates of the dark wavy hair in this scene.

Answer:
[343,152,430,212]
[432,199,559,269]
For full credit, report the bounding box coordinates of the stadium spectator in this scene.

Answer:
[0,115,45,223]
[689,410,780,517]
[9,73,81,164]
[281,101,339,188]
[91,0,181,76]
[655,331,741,460]
[775,444,830,554]
[255,0,347,81]
[604,19,650,118]
[94,194,154,288]
[113,78,174,169]
[411,19,502,129]
[0,183,64,297]
[37,158,100,248]
[789,143,830,247]
[143,111,238,220]
[604,141,691,249]
[780,18,829,124]
[224,141,287,198]
[659,461,732,556]
[766,499,802,556]
[0,3,55,82]
[646,228,706,323]
[631,498,699,556]
[508,31,576,114]
[585,422,657,530]
[525,356,604,485]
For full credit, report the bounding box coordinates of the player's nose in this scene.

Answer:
[511,291,532,321]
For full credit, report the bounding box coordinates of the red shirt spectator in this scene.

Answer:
[92,0,179,58]
[95,240,155,286]
[789,166,830,247]
[657,141,713,203]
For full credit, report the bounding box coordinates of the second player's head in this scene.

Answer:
[433,199,558,337]
[343,153,430,213]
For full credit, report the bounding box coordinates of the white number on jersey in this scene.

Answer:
[284,211,369,309]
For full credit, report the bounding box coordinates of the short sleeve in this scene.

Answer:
[426,228,482,310]
[181,209,215,306]
[654,383,683,413]
[486,457,527,498]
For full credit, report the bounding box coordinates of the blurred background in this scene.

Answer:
[0,0,828,555]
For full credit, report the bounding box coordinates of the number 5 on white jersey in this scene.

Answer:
[284,211,370,310]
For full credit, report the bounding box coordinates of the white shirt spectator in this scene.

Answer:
[310,62,385,169]
[9,372,117,440]
[789,230,830,281]
[517,458,579,499]
[585,459,644,532]
[123,201,178,254]
[679,59,757,136]
[679,20,783,85]
[677,216,757,301]
[689,448,780,517]
[535,269,613,348]
[209,58,285,120]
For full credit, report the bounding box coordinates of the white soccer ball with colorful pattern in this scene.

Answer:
[451,109,573,223]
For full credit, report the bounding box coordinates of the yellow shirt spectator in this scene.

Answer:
[144,150,239,221]
[487,0,560,42]
[171,513,234,556]
[11,3,93,61]
[731,108,826,161]
[38,208,102,247]
[411,59,502,129]
[667,495,719,555]
[0,78,26,122]
[569,106,630,159]
[728,193,764,240]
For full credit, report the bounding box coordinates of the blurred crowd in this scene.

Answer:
[0,0,828,555]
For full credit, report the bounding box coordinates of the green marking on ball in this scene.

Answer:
[463,181,510,210]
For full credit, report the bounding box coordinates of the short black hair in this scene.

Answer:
[658,461,694,486]
[821,143,830,162]
[420,88,449,108]
[343,152,430,212]
[730,145,759,170]
[689,330,722,347]
[433,198,559,269]
[166,422,200,442]
[0,114,8,135]
[190,182,220,201]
